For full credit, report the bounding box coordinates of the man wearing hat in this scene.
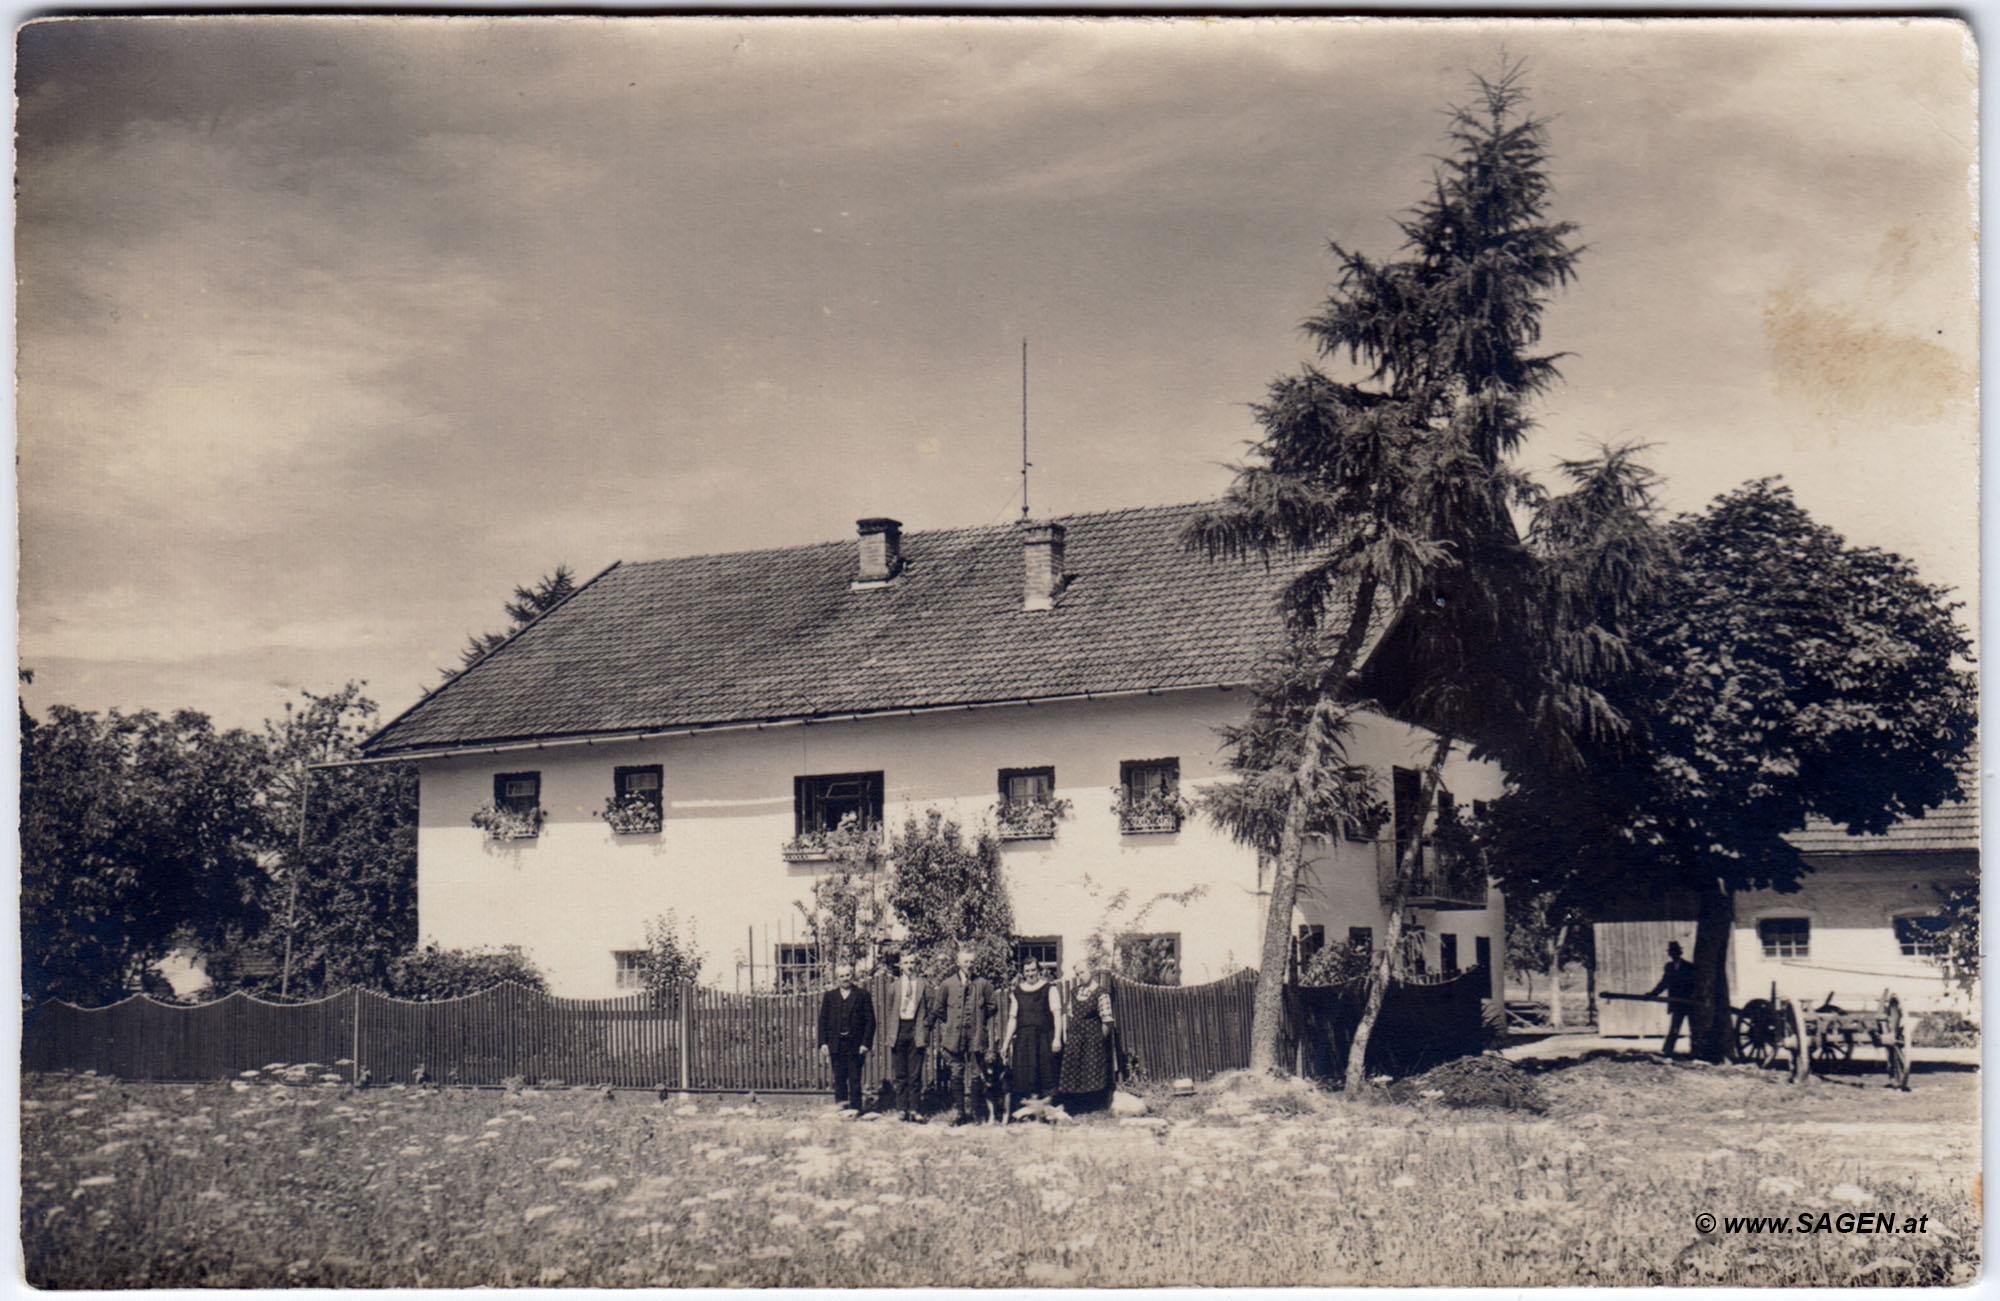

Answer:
[1645,941,1697,1057]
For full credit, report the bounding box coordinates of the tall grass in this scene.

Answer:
[21,1066,1978,1288]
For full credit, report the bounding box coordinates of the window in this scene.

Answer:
[1391,766,1423,848]
[1295,923,1326,967]
[1474,935,1492,972]
[613,950,647,991]
[1894,914,1949,959]
[605,765,664,833]
[496,771,541,813]
[785,772,885,859]
[1011,935,1062,974]
[1439,933,1459,975]
[1117,932,1182,986]
[1117,758,1184,833]
[1759,917,1810,959]
[996,766,1063,839]
[473,771,545,839]
[1347,926,1374,953]
[775,943,824,992]
[794,772,884,836]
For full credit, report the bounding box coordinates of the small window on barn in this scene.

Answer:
[1894,914,1949,959]
[775,943,824,992]
[1758,917,1810,959]
[613,950,647,991]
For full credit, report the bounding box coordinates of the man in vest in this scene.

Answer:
[885,955,934,1122]
[816,962,876,1113]
[931,945,996,1125]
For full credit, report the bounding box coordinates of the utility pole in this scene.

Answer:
[279,756,310,999]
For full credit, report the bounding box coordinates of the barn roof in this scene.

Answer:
[1784,779,1981,855]
[362,503,1330,757]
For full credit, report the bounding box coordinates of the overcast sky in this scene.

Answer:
[16,16,1979,734]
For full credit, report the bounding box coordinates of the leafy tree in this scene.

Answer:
[884,810,1016,983]
[250,684,418,999]
[440,564,578,682]
[793,817,895,975]
[21,705,271,1004]
[1187,68,1659,1084]
[383,944,547,1000]
[635,911,706,999]
[1934,880,1978,992]
[1502,887,1594,1025]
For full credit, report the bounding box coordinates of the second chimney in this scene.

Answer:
[855,517,903,585]
[1021,520,1066,611]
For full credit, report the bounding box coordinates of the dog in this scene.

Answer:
[976,1053,1011,1124]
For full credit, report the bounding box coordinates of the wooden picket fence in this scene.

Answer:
[22,969,1272,1091]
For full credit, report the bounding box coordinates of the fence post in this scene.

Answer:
[678,983,693,1092]
[349,988,362,1085]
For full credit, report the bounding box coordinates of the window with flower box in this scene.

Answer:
[1115,758,1189,834]
[784,772,884,861]
[995,766,1068,840]
[471,771,545,840]
[602,765,664,834]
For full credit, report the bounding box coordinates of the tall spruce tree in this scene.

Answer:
[1188,68,1661,1083]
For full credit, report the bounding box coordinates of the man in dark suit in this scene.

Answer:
[883,955,934,1121]
[817,962,875,1112]
[930,945,996,1125]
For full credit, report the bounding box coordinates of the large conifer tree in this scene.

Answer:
[1189,67,1659,1082]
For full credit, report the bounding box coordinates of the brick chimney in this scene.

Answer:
[855,518,903,585]
[1021,520,1066,611]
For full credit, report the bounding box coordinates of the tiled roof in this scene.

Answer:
[1784,779,1981,855]
[364,503,1328,756]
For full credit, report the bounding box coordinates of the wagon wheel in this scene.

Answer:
[1785,1000,1814,1085]
[1882,995,1911,1091]
[1812,1000,1855,1064]
[1733,999,1779,1068]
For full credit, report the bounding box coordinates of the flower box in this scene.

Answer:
[471,801,546,841]
[994,795,1072,841]
[598,794,663,836]
[1113,788,1193,835]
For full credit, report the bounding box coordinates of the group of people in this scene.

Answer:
[816,945,1118,1123]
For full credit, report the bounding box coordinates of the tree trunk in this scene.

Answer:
[1245,576,1378,1074]
[1689,881,1735,1062]
[1246,703,1331,1073]
[1344,732,1453,1092]
[1545,924,1567,1029]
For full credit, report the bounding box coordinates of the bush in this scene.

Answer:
[384,945,546,1000]
[1910,1010,1979,1048]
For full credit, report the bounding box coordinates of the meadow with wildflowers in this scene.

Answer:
[21,1054,1979,1288]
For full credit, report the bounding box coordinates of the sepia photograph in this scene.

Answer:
[14,15,1981,1288]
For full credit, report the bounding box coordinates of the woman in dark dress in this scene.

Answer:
[1000,958,1062,1117]
[1055,962,1115,1107]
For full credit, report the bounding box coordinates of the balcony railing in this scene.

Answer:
[1374,838,1488,909]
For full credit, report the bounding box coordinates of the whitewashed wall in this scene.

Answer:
[1731,858,1977,1014]
[414,689,1503,997]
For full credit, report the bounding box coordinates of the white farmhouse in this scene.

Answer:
[360,505,1505,998]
